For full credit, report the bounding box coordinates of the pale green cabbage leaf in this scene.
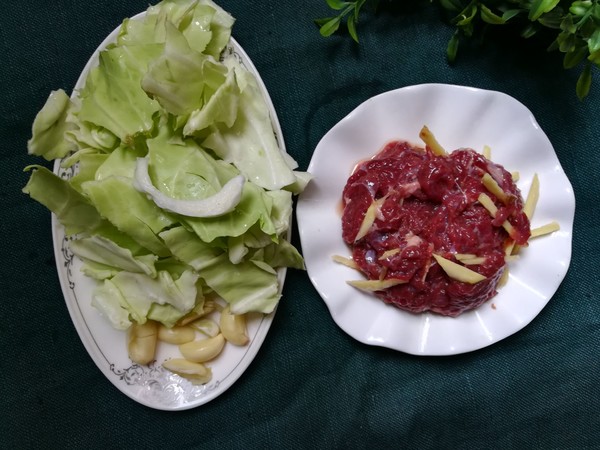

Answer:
[22,0,310,329]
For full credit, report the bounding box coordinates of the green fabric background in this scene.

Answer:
[2,0,599,448]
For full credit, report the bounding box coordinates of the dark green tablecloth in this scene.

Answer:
[2,1,599,448]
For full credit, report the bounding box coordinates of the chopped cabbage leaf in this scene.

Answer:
[81,260,121,281]
[183,180,276,243]
[199,254,281,314]
[117,0,232,57]
[92,279,132,330]
[68,153,109,193]
[254,240,306,270]
[23,165,106,236]
[70,235,158,278]
[183,67,239,133]
[95,145,145,181]
[141,22,228,116]
[81,176,176,256]
[27,89,76,160]
[23,0,310,330]
[201,55,297,191]
[65,119,119,153]
[92,269,199,326]
[75,44,163,146]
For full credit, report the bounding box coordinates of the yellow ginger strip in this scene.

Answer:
[354,202,377,242]
[354,195,388,242]
[497,267,510,288]
[504,255,520,263]
[459,257,487,265]
[505,241,516,256]
[455,253,477,260]
[483,145,492,160]
[478,192,499,214]
[511,171,520,182]
[478,192,516,237]
[512,173,541,256]
[432,254,486,284]
[332,255,358,270]
[379,248,401,260]
[419,125,446,156]
[455,253,486,265]
[347,278,407,292]
[482,173,510,204]
[530,221,560,238]
[523,173,540,220]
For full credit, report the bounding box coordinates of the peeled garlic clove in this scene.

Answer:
[157,325,196,345]
[189,318,220,338]
[179,334,225,363]
[127,321,158,365]
[219,305,249,346]
[162,358,212,385]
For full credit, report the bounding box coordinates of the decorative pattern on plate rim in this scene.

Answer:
[54,168,262,402]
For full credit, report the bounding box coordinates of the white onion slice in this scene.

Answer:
[133,156,244,218]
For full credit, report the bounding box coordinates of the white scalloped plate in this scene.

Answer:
[52,13,288,410]
[297,84,575,356]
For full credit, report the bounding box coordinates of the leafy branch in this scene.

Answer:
[316,0,600,99]
[315,0,369,42]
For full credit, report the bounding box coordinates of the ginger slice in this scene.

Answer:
[347,278,407,291]
[530,221,560,238]
[432,254,486,284]
[332,255,359,269]
[482,173,511,205]
[523,173,540,220]
[478,192,516,238]
[419,125,446,156]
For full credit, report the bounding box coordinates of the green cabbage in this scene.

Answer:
[22,0,310,330]
[75,44,163,147]
[27,90,76,160]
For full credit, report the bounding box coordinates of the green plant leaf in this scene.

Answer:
[570,0,593,17]
[502,9,522,21]
[588,28,600,54]
[355,0,367,20]
[558,31,578,52]
[447,31,460,62]
[319,16,342,37]
[455,4,477,26]
[440,0,464,12]
[528,0,561,21]
[580,16,597,38]
[537,10,563,28]
[547,37,560,51]
[592,3,600,20]
[589,48,600,64]
[563,46,589,68]
[481,5,506,24]
[521,23,539,38]
[560,14,577,33]
[576,63,592,99]
[315,17,334,27]
[347,15,359,42]
[326,0,349,11]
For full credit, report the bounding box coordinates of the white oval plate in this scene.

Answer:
[52,13,288,410]
[297,84,575,356]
